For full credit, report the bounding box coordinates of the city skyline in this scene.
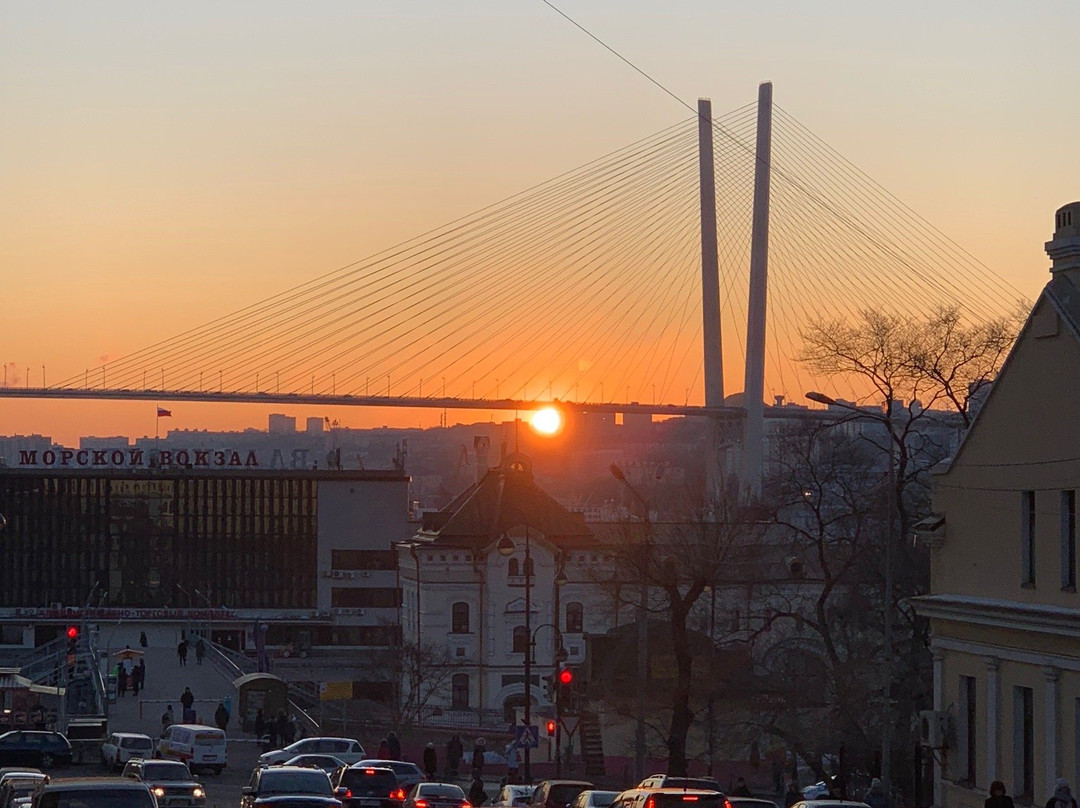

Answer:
[3,1,1074,442]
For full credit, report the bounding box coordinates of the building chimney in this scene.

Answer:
[1046,202,1080,276]
[474,436,491,483]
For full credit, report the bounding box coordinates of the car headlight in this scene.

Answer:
[193,787,205,799]
[152,787,166,797]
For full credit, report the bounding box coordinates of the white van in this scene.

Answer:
[101,732,154,770]
[157,724,227,774]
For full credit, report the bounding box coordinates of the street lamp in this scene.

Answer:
[806,391,897,792]
[498,527,535,782]
[530,622,569,776]
[610,463,650,782]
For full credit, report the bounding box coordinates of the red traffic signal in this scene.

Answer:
[558,668,573,685]
[66,626,78,640]
[545,720,556,736]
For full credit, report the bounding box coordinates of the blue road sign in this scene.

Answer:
[514,724,539,749]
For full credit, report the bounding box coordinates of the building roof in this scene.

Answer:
[416,454,592,548]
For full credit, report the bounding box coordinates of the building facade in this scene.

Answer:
[912,202,1080,808]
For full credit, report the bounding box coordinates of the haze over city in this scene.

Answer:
[3,1,1076,444]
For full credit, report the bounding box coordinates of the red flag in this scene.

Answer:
[156,407,172,418]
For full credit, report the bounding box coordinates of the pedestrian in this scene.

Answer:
[471,738,485,778]
[267,719,278,750]
[138,658,147,688]
[784,782,800,808]
[447,735,462,779]
[161,705,174,734]
[254,708,266,741]
[424,742,438,781]
[732,778,752,798]
[468,773,487,808]
[139,631,148,648]
[1047,780,1078,808]
[117,667,128,697]
[282,715,296,746]
[195,637,206,665]
[214,702,229,732]
[864,778,889,808]
[378,738,390,759]
[387,731,401,761]
[131,666,141,697]
[180,686,194,721]
[985,782,1015,808]
[177,639,188,667]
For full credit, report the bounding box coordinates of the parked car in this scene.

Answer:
[157,725,227,775]
[801,784,834,801]
[0,774,47,808]
[241,766,342,808]
[612,789,727,808]
[571,791,619,808]
[101,733,154,771]
[0,733,72,769]
[121,758,206,807]
[284,754,348,775]
[402,783,469,808]
[331,765,401,808]
[728,799,779,808]
[528,781,595,808]
[30,777,155,808]
[259,738,366,767]
[493,785,536,808]
[352,761,424,792]
[635,778,722,793]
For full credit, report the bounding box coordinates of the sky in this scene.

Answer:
[3,1,1078,445]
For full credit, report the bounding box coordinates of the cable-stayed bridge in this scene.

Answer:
[1,84,1025,493]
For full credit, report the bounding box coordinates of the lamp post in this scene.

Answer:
[531,621,569,775]
[498,526,534,782]
[704,582,717,776]
[806,391,897,792]
[610,463,650,782]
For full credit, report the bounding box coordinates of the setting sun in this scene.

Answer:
[531,407,562,435]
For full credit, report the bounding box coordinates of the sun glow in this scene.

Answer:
[531,407,562,435]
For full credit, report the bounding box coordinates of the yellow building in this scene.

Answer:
[912,202,1080,808]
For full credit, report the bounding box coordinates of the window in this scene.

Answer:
[331,588,401,608]
[1013,685,1034,800]
[1022,491,1036,585]
[1062,491,1076,590]
[331,550,396,571]
[512,626,528,654]
[452,602,470,634]
[565,602,583,633]
[452,674,470,709]
[508,558,520,576]
[959,675,976,784]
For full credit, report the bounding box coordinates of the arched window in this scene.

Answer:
[451,602,470,634]
[523,557,534,577]
[452,673,470,709]
[512,625,529,654]
[508,558,520,576]
[565,602,583,634]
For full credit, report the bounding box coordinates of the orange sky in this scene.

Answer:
[2,2,1074,445]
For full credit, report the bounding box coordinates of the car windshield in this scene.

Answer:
[549,786,590,806]
[591,794,617,808]
[37,789,155,808]
[120,738,151,750]
[260,770,333,795]
[142,762,192,781]
[419,785,466,799]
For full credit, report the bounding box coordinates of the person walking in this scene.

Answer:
[1047,780,1078,808]
[985,782,1015,808]
[137,658,147,689]
[731,778,752,798]
[177,639,188,667]
[139,631,148,648]
[784,782,801,808]
[281,714,296,746]
[387,731,401,761]
[467,773,487,808]
[423,742,438,781]
[214,702,229,732]
[254,708,266,741]
[161,705,174,734]
[864,778,889,808]
[195,638,206,666]
[446,735,462,779]
[180,686,195,721]
[131,665,141,697]
[377,738,390,759]
[117,667,128,697]
[471,738,485,778]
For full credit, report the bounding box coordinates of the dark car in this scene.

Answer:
[529,781,595,808]
[635,778,722,793]
[0,734,72,769]
[242,765,342,808]
[0,774,48,808]
[122,758,206,806]
[30,777,155,808]
[402,783,469,808]
[331,765,401,808]
[352,762,424,792]
[614,789,728,808]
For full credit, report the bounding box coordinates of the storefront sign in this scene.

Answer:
[16,448,314,470]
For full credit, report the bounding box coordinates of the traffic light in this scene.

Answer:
[557,667,573,705]
[66,626,78,655]
[546,720,556,737]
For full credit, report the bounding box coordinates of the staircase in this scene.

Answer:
[579,711,605,777]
